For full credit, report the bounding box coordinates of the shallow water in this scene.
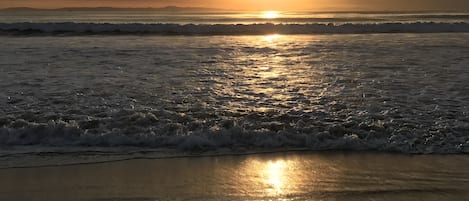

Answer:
[1,33,468,153]
[1,152,469,201]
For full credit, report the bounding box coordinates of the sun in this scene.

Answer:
[262,11,279,19]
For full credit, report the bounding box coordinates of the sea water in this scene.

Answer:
[0,11,469,160]
[2,152,469,201]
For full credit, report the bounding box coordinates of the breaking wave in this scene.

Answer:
[1,22,469,35]
[1,113,468,154]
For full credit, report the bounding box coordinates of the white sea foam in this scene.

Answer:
[1,22,469,35]
[1,117,467,154]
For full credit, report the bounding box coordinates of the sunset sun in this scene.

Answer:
[262,11,279,19]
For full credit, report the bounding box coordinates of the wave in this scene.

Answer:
[1,115,468,154]
[1,22,469,35]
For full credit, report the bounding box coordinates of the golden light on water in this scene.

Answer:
[262,11,279,19]
[236,158,303,197]
[217,35,312,114]
[263,160,287,195]
[228,156,334,199]
[263,34,282,43]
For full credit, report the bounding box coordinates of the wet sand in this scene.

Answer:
[1,152,469,201]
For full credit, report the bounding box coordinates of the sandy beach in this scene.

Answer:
[1,152,469,201]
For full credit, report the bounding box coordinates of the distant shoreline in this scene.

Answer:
[1,7,468,13]
[0,6,225,12]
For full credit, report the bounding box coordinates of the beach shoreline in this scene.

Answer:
[1,151,468,201]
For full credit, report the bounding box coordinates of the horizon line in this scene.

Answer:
[1,6,469,13]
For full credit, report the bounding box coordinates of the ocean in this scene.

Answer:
[1,10,469,201]
[0,10,469,160]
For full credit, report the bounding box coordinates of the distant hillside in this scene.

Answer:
[1,6,223,12]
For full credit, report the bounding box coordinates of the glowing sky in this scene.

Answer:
[1,0,469,11]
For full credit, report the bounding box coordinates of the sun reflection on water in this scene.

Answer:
[213,35,325,117]
[264,160,287,195]
[237,158,301,197]
[263,34,282,43]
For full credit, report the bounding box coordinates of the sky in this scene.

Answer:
[1,0,469,11]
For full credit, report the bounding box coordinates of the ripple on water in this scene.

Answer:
[0,34,469,153]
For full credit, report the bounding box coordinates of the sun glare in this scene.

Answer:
[263,34,282,43]
[264,160,287,194]
[262,11,279,19]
